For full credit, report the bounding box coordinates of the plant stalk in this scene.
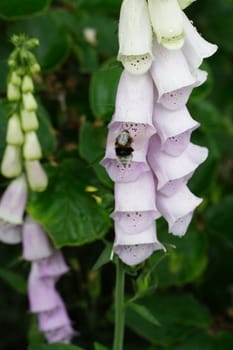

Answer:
[113,258,125,350]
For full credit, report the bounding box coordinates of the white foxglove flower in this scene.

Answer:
[25,160,48,192]
[152,103,199,156]
[114,221,164,266]
[22,215,54,261]
[182,13,218,71]
[6,114,24,145]
[156,185,202,236]
[1,144,22,178]
[0,225,21,244]
[118,0,153,74]
[23,131,42,160]
[112,171,160,234]
[178,0,196,9]
[148,135,208,196]
[148,0,184,50]
[20,109,39,131]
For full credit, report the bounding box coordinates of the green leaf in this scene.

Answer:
[27,158,112,248]
[0,268,27,294]
[76,0,122,13]
[205,195,233,247]
[29,344,85,350]
[94,343,109,350]
[127,303,160,327]
[126,293,211,347]
[27,315,45,346]
[90,59,122,120]
[155,224,208,287]
[91,242,113,271]
[0,0,51,19]
[172,331,213,350]
[7,11,70,72]
[214,331,233,350]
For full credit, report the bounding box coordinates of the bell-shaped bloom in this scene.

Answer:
[23,131,42,160]
[22,75,34,93]
[148,0,184,50]
[118,0,153,74]
[178,0,196,9]
[150,41,196,107]
[101,125,150,183]
[111,70,155,128]
[0,225,22,244]
[44,324,75,344]
[1,145,22,178]
[0,175,27,225]
[156,185,202,236]
[6,114,24,145]
[114,221,164,266]
[22,215,54,261]
[25,160,48,192]
[38,299,72,332]
[28,263,61,313]
[182,13,218,72]
[20,109,39,131]
[7,83,21,101]
[152,103,199,156]
[37,250,69,279]
[148,135,208,196]
[112,171,160,234]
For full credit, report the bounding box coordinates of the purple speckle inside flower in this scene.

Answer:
[115,210,155,234]
[160,86,192,110]
[162,130,192,156]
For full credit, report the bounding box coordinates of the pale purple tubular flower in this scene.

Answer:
[152,103,199,156]
[112,171,160,234]
[22,215,54,261]
[114,221,164,266]
[37,250,69,279]
[182,13,218,72]
[148,135,208,196]
[28,262,61,313]
[101,71,155,182]
[156,185,202,237]
[38,299,72,332]
[0,175,27,244]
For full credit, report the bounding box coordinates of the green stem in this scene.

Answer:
[113,258,125,350]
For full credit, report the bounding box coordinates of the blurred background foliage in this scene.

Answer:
[0,0,232,349]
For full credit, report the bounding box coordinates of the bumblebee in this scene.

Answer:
[115,130,134,165]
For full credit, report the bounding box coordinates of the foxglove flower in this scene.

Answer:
[148,0,184,50]
[1,144,22,178]
[156,185,202,236]
[182,13,217,72]
[118,0,153,74]
[25,160,48,192]
[37,250,69,279]
[152,103,199,156]
[22,215,54,261]
[6,114,24,145]
[148,135,208,196]
[23,131,42,160]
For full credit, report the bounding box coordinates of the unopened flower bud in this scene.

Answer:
[9,72,22,87]
[148,0,184,50]
[23,131,42,160]
[6,114,24,145]
[22,75,34,93]
[25,160,48,192]
[20,109,39,131]
[1,145,22,178]
[30,63,41,74]
[23,92,38,111]
[83,27,97,46]
[7,83,21,101]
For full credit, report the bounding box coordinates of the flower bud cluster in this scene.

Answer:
[23,216,75,344]
[1,35,47,192]
[101,0,217,266]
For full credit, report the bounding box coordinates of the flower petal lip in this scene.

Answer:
[0,175,27,225]
[37,250,69,279]
[38,301,72,332]
[0,225,22,244]
[148,135,208,196]
[156,185,202,236]
[148,0,185,50]
[118,0,153,74]
[182,13,218,71]
[22,215,54,261]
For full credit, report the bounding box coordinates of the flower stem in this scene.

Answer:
[113,258,125,350]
